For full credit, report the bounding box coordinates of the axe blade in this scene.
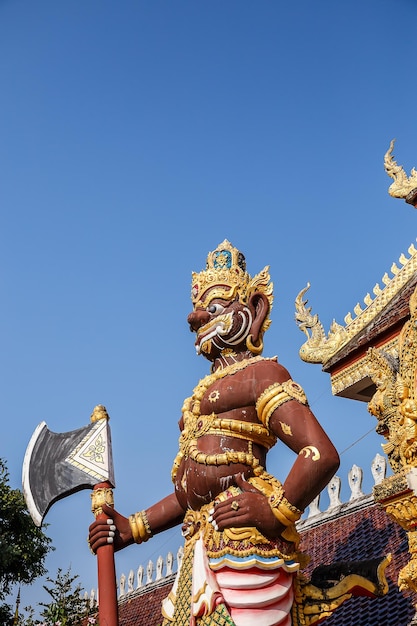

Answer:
[23,418,115,526]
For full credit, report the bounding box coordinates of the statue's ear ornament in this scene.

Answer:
[246,334,264,355]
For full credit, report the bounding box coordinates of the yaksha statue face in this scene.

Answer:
[187,240,274,361]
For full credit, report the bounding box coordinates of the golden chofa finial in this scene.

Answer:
[384,139,417,207]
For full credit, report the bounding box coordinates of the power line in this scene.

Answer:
[339,427,375,455]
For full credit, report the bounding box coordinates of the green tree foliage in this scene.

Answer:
[0,458,53,623]
[16,567,93,626]
[38,567,91,625]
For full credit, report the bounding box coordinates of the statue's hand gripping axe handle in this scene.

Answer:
[22,404,119,626]
[91,480,118,626]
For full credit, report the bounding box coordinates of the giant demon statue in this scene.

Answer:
[89,240,343,626]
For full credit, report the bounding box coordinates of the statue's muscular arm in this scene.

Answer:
[255,360,340,513]
[270,394,340,513]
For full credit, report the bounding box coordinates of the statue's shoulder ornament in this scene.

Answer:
[256,379,308,429]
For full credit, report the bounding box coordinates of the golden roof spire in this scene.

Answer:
[384,139,417,206]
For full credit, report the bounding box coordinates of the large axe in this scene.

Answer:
[22,405,119,626]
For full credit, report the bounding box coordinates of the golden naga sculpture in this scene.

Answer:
[384,139,417,206]
[368,286,417,595]
[295,283,347,364]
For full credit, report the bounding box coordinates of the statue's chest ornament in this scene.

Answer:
[171,357,276,482]
[208,390,220,403]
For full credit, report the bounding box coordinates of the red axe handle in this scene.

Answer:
[92,482,119,626]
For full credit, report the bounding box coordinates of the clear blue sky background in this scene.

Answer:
[2,0,417,615]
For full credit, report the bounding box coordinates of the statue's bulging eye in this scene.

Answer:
[207,304,225,315]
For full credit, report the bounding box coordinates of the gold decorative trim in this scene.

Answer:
[91,487,114,517]
[373,471,410,503]
[256,380,308,428]
[330,337,398,395]
[280,422,293,436]
[299,446,320,461]
[129,510,153,543]
[200,416,277,449]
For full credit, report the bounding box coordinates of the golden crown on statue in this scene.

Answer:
[191,240,274,328]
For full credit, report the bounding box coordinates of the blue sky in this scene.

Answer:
[1,0,417,614]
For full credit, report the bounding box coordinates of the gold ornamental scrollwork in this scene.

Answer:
[382,489,417,532]
[399,531,417,593]
[367,286,417,474]
[368,281,417,595]
[91,487,114,518]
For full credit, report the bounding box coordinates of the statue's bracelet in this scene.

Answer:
[269,494,302,527]
[129,510,152,543]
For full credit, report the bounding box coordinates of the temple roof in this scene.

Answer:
[295,242,417,401]
[299,504,414,626]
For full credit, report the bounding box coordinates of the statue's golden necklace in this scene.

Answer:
[171,356,273,481]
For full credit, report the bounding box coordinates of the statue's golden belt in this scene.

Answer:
[181,485,299,562]
[195,415,277,449]
[172,414,276,479]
